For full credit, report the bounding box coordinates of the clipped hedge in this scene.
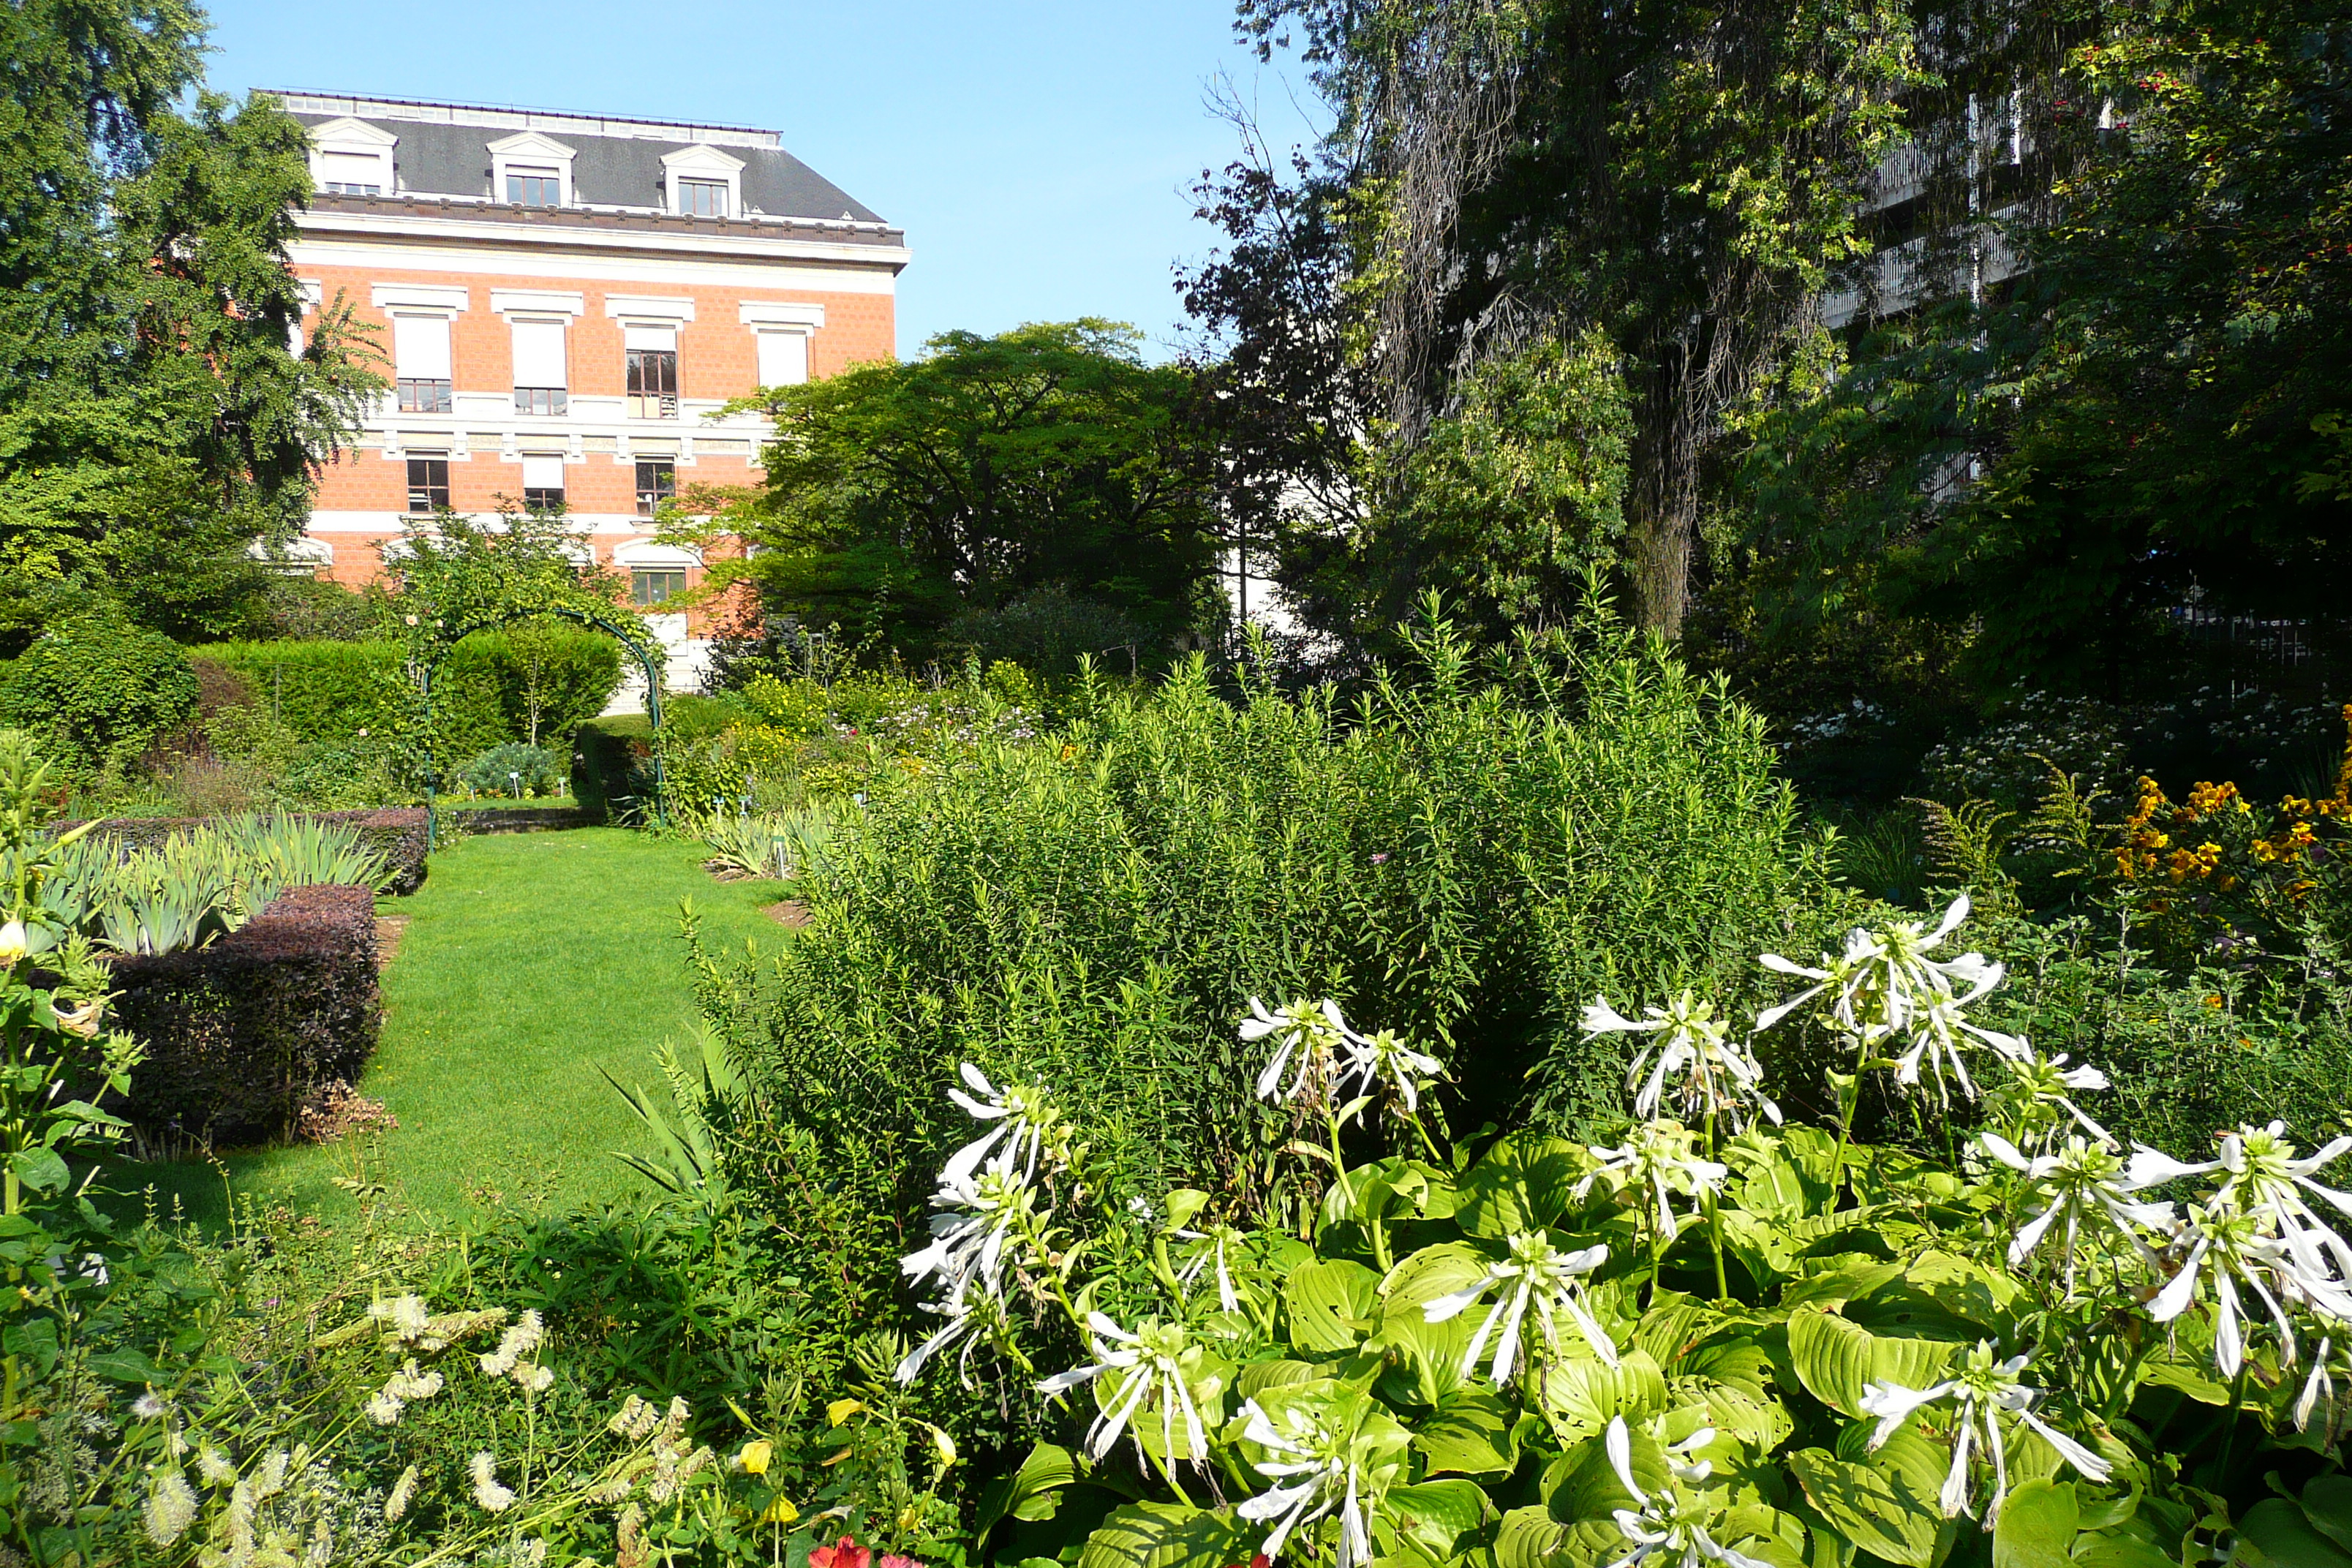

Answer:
[192,630,623,759]
[105,883,381,1147]
[67,807,430,895]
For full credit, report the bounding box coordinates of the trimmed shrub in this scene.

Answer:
[67,807,430,895]
[0,606,200,767]
[191,629,622,758]
[105,883,381,1148]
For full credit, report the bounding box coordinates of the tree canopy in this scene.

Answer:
[709,320,1224,667]
[0,0,377,649]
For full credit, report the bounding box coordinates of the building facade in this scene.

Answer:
[283,92,907,693]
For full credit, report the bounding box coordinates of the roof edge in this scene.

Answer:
[268,90,782,150]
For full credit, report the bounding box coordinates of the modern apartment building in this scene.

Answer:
[283,92,908,690]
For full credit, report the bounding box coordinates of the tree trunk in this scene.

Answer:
[1626,360,1704,638]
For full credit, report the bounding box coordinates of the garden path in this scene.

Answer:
[113,827,788,1226]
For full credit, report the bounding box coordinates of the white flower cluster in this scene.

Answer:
[1858,1343,2111,1523]
[1241,996,1444,1115]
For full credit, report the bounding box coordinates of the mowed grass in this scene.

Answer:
[117,827,788,1226]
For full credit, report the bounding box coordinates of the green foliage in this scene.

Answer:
[0,603,199,768]
[459,743,565,799]
[712,320,1224,661]
[0,5,378,647]
[40,810,388,954]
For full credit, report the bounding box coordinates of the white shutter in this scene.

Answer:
[757,330,809,387]
[624,323,676,352]
[520,455,565,490]
[392,314,451,380]
[510,318,567,387]
[320,150,385,186]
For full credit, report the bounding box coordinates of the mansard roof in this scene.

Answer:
[280,91,887,225]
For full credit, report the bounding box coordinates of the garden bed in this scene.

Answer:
[64,806,431,894]
[445,803,597,834]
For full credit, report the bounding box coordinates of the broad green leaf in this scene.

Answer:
[1845,1251,2019,1340]
[1413,1387,1518,1477]
[978,1441,1078,1534]
[1787,1443,1948,1568]
[1717,1503,1814,1568]
[1286,1259,1382,1353]
[1994,1480,2078,1568]
[1494,1506,1565,1568]
[1670,1374,1795,1450]
[2072,1531,2183,1568]
[2240,1499,2352,1568]
[1236,1359,1322,1399]
[1780,1260,1908,1313]
[1632,1292,1715,1368]
[1787,1308,1959,1420]
[1384,1479,1493,1558]
[83,1347,161,1384]
[1539,1348,1669,1441]
[10,1147,67,1196]
[1372,1243,1487,1402]
[1076,1503,1256,1568]
[2302,1478,2352,1553]
[2136,1359,2228,1405]
[1456,1134,1583,1237]
[1684,1337,1779,1400]
[1542,1412,1670,1522]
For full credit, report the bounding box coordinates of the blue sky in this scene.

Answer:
[199,0,1325,360]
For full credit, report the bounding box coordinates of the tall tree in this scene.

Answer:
[702,321,1224,662]
[0,1,376,648]
[1188,0,1919,641]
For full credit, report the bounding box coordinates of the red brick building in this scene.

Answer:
[284,92,907,690]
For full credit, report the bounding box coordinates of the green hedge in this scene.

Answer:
[0,607,200,767]
[193,631,622,761]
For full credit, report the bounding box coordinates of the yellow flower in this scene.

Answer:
[738,1439,772,1477]
[759,1494,799,1526]
[0,921,24,966]
[825,1398,863,1428]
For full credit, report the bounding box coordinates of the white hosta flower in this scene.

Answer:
[1994,1052,2115,1145]
[2133,1122,2352,1287]
[1037,1313,1213,1462]
[1234,1393,1405,1568]
[1858,1341,2111,1522]
[1336,1028,1444,1115]
[1578,1121,1728,1237]
[1584,992,1780,1128]
[2147,1199,2352,1375]
[896,1151,1040,1383]
[470,1452,516,1512]
[1243,997,1352,1104]
[1174,1224,1245,1313]
[1979,1134,2174,1296]
[943,1062,1071,1185]
[1601,1417,1773,1568]
[2298,1336,2351,1435]
[1759,895,1994,1039]
[1424,1231,1617,1379]
[1888,966,2017,1105]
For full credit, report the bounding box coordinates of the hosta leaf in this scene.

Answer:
[1384,1478,1493,1558]
[1456,1134,1584,1237]
[1670,1373,1795,1450]
[1373,1243,1487,1402]
[1844,1251,2019,1340]
[1076,1502,1256,1568]
[1632,1291,1716,1368]
[2239,1499,2352,1568]
[1683,1338,1779,1401]
[1717,1503,1813,1568]
[1539,1347,1669,1441]
[1787,1440,1949,1568]
[2136,1358,2228,1405]
[1992,1479,2077,1568]
[1541,1409,1670,1522]
[1780,1259,1907,1313]
[1235,1359,1322,1399]
[1787,1308,1960,1420]
[1495,1506,1567,1568]
[978,1442,1078,1534]
[1286,1259,1382,1353]
[1412,1387,1518,1477]
[2301,1477,2352,1553]
[2071,1531,2185,1568]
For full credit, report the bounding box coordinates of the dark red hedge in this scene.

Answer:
[105,883,382,1150]
[65,807,429,894]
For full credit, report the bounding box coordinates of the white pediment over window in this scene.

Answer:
[612,539,703,568]
[488,129,578,205]
[307,117,397,195]
[660,143,745,217]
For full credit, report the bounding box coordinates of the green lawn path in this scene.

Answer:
[120,828,787,1224]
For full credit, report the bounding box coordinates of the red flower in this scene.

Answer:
[1219,1558,1272,1568]
[879,1557,927,1568]
[811,1539,872,1568]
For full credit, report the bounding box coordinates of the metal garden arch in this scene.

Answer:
[417,606,668,846]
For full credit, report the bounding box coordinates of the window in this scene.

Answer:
[392,314,453,412]
[406,456,449,513]
[506,167,562,206]
[755,330,809,388]
[625,325,679,418]
[520,454,566,511]
[676,178,728,218]
[321,181,382,196]
[634,459,676,517]
[631,568,687,606]
[509,317,568,414]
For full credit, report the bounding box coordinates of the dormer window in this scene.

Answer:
[487,131,577,208]
[507,167,562,206]
[660,144,745,219]
[305,116,398,198]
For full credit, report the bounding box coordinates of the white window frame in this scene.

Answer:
[741,301,824,388]
[488,130,578,206]
[659,144,745,218]
[306,116,397,195]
